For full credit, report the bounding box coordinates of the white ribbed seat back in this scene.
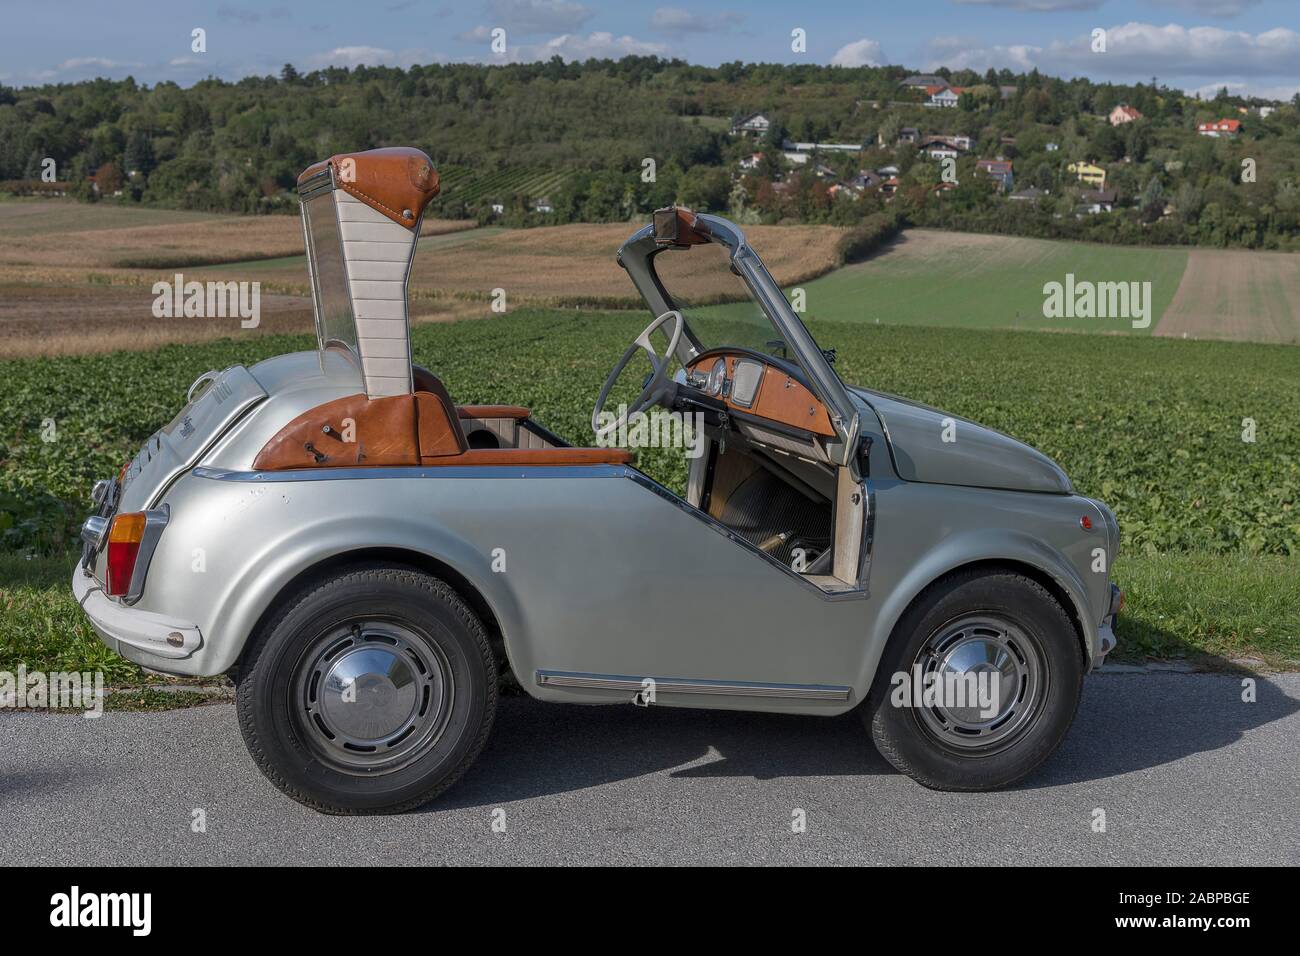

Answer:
[334,191,416,397]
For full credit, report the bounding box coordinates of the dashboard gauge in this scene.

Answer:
[707,358,727,396]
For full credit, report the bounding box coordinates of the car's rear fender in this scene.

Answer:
[133,472,528,677]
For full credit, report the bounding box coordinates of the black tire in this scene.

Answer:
[236,563,497,814]
[865,569,1084,791]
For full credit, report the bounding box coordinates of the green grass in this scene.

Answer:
[1112,552,1300,669]
[438,165,575,203]
[1,311,1297,677]
[0,553,145,684]
[700,232,1189,334]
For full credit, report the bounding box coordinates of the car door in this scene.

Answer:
[429,466,871,705]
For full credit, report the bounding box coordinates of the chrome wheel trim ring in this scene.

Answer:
[909,613,1048,755]
[292,620,454,775]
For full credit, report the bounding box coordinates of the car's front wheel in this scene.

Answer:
[865,569,1084,791]
[236,563,497,814]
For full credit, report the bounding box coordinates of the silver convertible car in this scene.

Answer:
[75,147,1121,813]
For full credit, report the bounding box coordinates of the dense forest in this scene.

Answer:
[2,57,1298,249]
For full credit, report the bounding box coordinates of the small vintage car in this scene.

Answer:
[75,147,1121,813]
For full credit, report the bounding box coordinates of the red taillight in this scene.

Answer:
[1079,515,1093,531]
[106,512,146,596]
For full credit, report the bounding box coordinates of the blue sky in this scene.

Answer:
[1,0,1297,99]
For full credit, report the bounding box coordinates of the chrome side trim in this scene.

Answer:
[193,464,631,482]
[193,464,868,600]
[124,505,170,606]
[536,670,851,701]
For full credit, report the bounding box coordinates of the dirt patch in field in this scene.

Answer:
[1157,248,1300,345]
[0,283,483,359]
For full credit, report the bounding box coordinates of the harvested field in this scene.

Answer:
[0,199,474,271]
[1156,247,1300,345]
[0,282,482,359]
[186,222,848,308]
[408,222,846,307]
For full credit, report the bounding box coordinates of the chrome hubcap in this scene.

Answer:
[911,614,1046,753]
[295,621,452,774]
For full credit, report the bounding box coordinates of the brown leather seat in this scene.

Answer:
[411,365,631,467]
[412,365,468,452]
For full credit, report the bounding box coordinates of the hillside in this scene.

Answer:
[2,59,1298,249]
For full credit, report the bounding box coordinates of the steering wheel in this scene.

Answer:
[591,310,684,442]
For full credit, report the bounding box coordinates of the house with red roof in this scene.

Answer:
[1198,118,1242,138]
[1109,104,1143,127]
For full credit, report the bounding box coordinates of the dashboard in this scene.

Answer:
[682,349,835,437]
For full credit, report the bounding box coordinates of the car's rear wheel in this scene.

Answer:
[236,563,496,814]
[865,569,1084,791]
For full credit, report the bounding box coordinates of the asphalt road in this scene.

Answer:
[2,672,1297,866]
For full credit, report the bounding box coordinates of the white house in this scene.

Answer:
[731,112,772,137]
[782,140,863,155]
[927,87,962,109]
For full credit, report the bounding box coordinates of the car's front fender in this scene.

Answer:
[853,481,1111,697]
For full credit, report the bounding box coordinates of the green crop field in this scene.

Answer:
[2,312,1298,683]
[438,165,575,203]
[699,230,1190,335]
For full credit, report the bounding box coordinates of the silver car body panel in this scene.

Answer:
[852,386,1073,494]
[79,390,1114,714]
[76,213,1118,716]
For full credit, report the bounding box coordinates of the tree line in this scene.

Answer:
[1,57,1296,249]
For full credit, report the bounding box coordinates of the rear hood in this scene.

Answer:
[117,365,267,512]
[850,386,1071,494]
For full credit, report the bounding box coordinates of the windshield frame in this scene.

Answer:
[617,212,858,459]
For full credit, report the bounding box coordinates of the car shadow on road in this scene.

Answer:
[430,670,1297,809]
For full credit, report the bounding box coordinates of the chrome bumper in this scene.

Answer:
[1096,583,1122,663]
[72,567,202,661]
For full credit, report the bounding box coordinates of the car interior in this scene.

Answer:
[281,172,867,593]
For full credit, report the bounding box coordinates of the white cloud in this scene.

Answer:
[305,46,436,68]
[1056,22,1300,76]
[57,57,141,71]
[486,0,593,35]
[457,25,495,42]
[953,0,1103,10]
[650,7,744,36]
[830,38,885,68]
[1189,80,1299,101]
[924,35,1039,73]
[925,22,1300,91]
[508,31,667,62]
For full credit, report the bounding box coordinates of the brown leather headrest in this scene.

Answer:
[298,147,440,230]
